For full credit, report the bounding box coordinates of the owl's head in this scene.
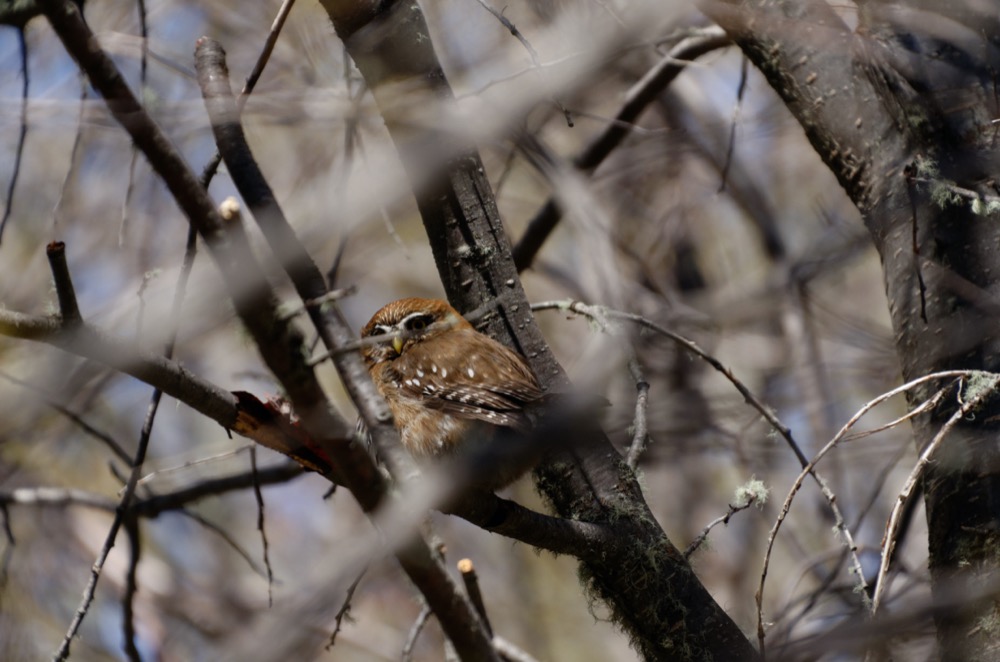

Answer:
[360,297,472,366]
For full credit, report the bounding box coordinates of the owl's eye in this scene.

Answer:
[405,314,433,332]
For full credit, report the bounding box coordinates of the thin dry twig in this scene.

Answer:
[54,386,166,661]
[870,373,1000,614]
[471,0,571,124]
[0,369,133,465]
[51,71,86,237]
[326,565,367,649]
[685,496,757,558]
[45,242,81,326]
[0,28,28,243]
[756,370,983,655]
[531,299,869,652]
[402,604,433,662]
[121,517,141,662]
[512,28,730,270]
[458,559,492,637]
[250,446,274,607]
[197,0,298,183]
[625,356,651,469]
[493,636,542,662]
[118,0,149,248]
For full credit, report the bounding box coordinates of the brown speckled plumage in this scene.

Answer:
[360,298,543,484]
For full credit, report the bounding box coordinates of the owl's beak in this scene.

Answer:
[392,336,404,355]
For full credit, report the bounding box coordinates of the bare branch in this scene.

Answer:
[512,27,730,270]
[45,241,81,327]
[458,559,492,637]
[685,496,758,559]
[192,37,497,660]
[54,384,170,661]
[871,373,1000,614]
[249,447,274,607]
[402,604,432,662]
[326,566,366,650]
[0,27,28,243]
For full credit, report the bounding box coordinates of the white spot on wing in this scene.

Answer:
[467,368,475,378]
[441,368,448,378]
[417,369,425,377]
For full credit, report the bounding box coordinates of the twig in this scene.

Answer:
[533,299,809,465]
[326,565,367,649]
[250,446,274,607]
[197,0,298,188]
[137,445,253,487]
[444,490,616,559]
[870,373,1000,613]
[531,299,868,650]
[0,369,132,465]
[512,28,730,270]
[0,463,302,516]
[118,0,148,248]
[685,497,757,558]
[45,241,82,326]
[458,559,492,636]
[0,27,28,243]
[402,604,433,662]
[51,70,86,237]
[527,299,653,467]
[43,240,142,661]
[0,505,14,598]
[911,175,1000,209]
[755,371,982,654]
[242,0,297,106]
[279,286,357,323]
[717,54,749,193]
[493,636,542,662]
[121,516,141,662]
[625,356,651,469]
[471,0,571,125]
[178,509,271,580]
[53,385,166,661]
[193,37,497,660]
[0,308,241,432]
[63,209,203,660]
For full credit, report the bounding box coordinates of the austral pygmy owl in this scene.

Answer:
[360,297,545,488]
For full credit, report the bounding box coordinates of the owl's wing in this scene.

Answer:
[389,330,544,431]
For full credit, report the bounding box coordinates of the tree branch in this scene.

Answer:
[320,1,758,658]
[512,27,730,271]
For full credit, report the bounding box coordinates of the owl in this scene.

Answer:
[360,297,545,488]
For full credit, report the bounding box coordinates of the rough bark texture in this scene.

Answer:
[702,0,1000,658]
[319,0,759,659]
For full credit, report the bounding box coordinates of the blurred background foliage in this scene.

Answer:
[0,0,920,660]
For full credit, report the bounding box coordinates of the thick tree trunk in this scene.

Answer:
[703,0,1000,658]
